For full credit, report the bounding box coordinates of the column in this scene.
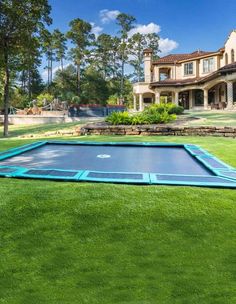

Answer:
[133,95,137,111]
[227,81,233,109]
[189,90,193,109]
[203,89,208,110]
[155,91,160,104]
[156,68,160,82]
[174,91,179,105]
[215,85,219,103]
[139,94,143,111]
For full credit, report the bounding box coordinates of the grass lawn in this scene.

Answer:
[0,122,80,138]
[186,110,236,127]
[0,117,101,139]
[0,132,236,303]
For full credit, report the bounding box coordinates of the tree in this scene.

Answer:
[53,64,78,99]
[19,36,42,101]
[67,18,95,96]
[0,0,52,136]
[92,34,120,79]
[52,29,67,71]
[116,13,136,101]
[128,32,159,82]
[80,66,109,105]
[41,29,54,88]
[145,33,160,58]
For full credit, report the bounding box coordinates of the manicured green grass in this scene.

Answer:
[0,135,236,303]
[0,117,102,138]
[0,122,82,138]
[186,110,236,127]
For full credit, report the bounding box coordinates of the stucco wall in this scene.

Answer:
[144,53,152,82]
[181,61,197,79]
[0,115,80,125]
[224,31,236,64]
[199,55,218,77]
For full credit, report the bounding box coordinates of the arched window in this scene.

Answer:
[231,49,235,63]
[225,53,228,65]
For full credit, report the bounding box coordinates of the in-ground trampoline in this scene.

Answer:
[1,141,236,187]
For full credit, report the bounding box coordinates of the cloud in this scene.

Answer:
[99,9,120,24]
[128,22,161,37]
[128,22,178,55]
[90,22,103,37]
[159,38,179,55]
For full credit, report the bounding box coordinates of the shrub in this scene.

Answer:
[167,104,184,115]
[144,103,184,115]
[37,93,54,107]
[106,111,132,125]
[71,96,81,104]
[105,110,176,125]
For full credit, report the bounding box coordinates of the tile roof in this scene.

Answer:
[153,50,219,64]
[219,62,236,72]
[143,48,153,53]
[151,77,203,87]
[150,71,219,87]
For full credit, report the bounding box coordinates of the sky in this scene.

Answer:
[42,0,236,80]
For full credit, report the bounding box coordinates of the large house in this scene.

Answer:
[133,30,236,110]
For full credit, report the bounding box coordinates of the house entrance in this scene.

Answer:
[179,91,190,109]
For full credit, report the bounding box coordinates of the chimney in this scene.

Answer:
[143,48,153,83]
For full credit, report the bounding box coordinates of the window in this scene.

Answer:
[203,58,214,73]
[184,62,193,75]
[231,49,235,63]
[233,82,236,102]
[225,53,228,65]
[194,90,204,106]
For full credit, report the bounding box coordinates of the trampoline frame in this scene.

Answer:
[0,140,236,188]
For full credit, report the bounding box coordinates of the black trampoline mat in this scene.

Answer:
[0,143,213,176]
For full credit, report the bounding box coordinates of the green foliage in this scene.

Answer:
[67,18,95,95]
[144,103,184,115]
[105,103,181,125]
[10,89,28,108]
[53,64,78,99]
[107,94,119,105]
[80,67,110,105]
[106,111,131,125]
[71,96,81,104]
[0,0,52,135]
[93,34,120,79]
[168,104,184,115]
[37,93,54,106]
[106,109,176,125]
[128,32,160,82]
[52,29,67,69]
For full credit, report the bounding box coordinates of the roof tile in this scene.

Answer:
[153,51,218,64]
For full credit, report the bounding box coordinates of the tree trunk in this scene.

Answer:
[61,58,64,71]
[120,57,124,104]
[50,53,53,83]
[28,67,31,102]
[76,63,80,96]
[47,56,50,90]
[3,50,10,137]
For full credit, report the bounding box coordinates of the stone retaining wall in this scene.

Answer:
[79,124,236,138]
